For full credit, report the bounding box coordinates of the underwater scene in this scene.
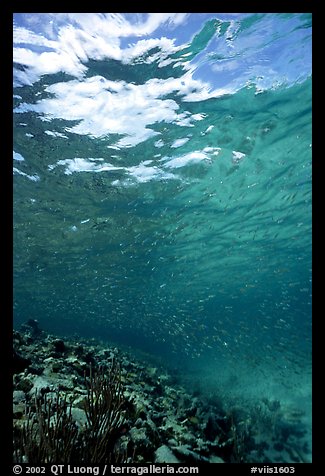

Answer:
[13,13,312,464]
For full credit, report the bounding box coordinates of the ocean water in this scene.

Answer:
[13,13,312,462]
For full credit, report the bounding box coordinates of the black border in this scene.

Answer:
[4,3,319,473]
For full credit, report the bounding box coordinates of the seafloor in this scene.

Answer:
[13,320,310,464]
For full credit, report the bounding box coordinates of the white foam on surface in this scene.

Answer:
[14,74,222,148]
[13,151,25,162]
[51,158,122,175]
[162,150,210,169]
[232,150,246,163]
[171,137,190,148]
[13,167,40,181]
[48,157,178,185]
[44,130,69,139]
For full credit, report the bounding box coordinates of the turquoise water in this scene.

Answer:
[13,13,312,461]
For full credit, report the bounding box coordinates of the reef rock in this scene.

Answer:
[154,445,180,463]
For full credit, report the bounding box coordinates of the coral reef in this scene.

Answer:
[14,360,128,464]
[13,321,310,464]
